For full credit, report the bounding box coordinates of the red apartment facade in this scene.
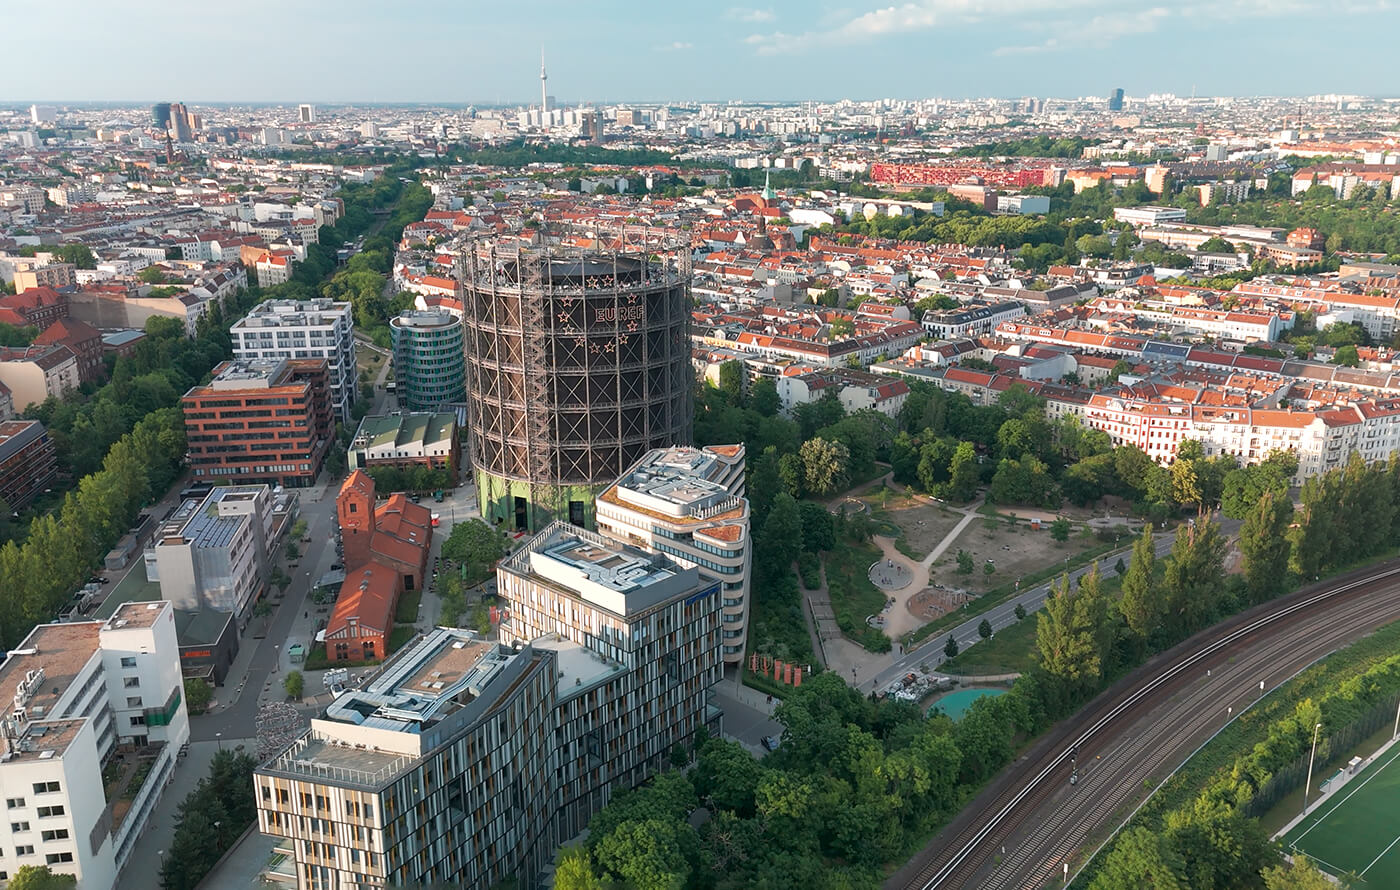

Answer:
[182,358,333,488]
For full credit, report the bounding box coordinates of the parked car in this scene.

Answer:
[761,735,781,752]
[330,563,343,571]
[88,576,108,585]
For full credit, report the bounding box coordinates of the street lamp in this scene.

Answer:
[215,731,223,752]
[1303,722,1323,816]
[1394,698,1400,740]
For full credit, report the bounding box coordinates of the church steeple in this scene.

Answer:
[760,168,776,202]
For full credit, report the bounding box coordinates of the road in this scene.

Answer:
[862,525,1209,694]
[192,493,338,741]
[887,558,1400,890]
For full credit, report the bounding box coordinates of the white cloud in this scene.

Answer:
[659,40,694,51]
[726,6,777,22]
[747,0,1334,56]
[995,5,1168,55]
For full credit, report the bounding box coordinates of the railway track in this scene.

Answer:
[888,561,1400,890]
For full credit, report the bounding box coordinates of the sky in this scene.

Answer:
[4,0,1396,105]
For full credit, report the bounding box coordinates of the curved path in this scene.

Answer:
[887,558,1400,890]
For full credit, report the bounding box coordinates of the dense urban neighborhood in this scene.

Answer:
[2,56,1400,890]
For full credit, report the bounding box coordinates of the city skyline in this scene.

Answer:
[5,0,1397,104]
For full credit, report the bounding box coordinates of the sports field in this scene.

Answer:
[1284,742,1400,884]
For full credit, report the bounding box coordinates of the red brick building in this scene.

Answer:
[327,470,433,663]
[0,286,67,330]
[182,358,333,488]
[34,317,103,384]
[335,469,432,593]
[324,562,398,663]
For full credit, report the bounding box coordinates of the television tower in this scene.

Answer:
[540,48,548,112]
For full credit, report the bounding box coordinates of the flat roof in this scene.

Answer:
[530,637,620,697]
[3,719,85,763]
[508,522,702,616]
[107,600,167,629]
[0,623,101,723]
[322,628,512,734]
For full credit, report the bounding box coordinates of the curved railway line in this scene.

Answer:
[887,560,1400,890]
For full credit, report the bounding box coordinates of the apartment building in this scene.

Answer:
[145,485,276,619]
[34,317,104,384]
[182,359,333,488]
[0,345,80,412]
[777,367,912,418]
[0,601,188,888]
[0,420,57,510]
[595,445,751,664]
[255,629,558,890]
[496,522,722,831]
[347,413,460,475]
[921,300,1026,339]
[257,527,723,890]
[231,300,356,420]
[0,286,67,330]
[13,264,76,294]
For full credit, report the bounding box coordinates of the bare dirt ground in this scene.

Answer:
[927,519,1110,595]
[866,491,966,555]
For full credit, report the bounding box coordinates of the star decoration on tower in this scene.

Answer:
[557,312,571,324]
[626,321,639,332]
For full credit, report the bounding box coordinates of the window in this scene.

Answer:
[4,799,22,810]
[39,830,67,842]
[126,697,142,708]
[44,852,72,865]
[122,677,140,689]
[14,846,32,857]
[35,807,62,818]
[348,502,357,514]
[129,715,146,727]
[9,823,27,833]
[32,783,59,795]
[120,656,137,668]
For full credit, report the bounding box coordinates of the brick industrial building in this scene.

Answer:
[182,359,333,488]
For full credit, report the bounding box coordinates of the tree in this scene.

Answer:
[184,678,213,715]
[1035,570,1110,695]
[944,635,959,658]
[1119,527,1161,638]
[1014,603,1026,621]
[978,618,993,640]
[53,243,96,269]
[797,501,835,553]
[777,452,804,497]
[284,670,304,699]
[799,437,851,496]
[593,818,694,890]
[554,847,605,890]
[947,441,981,502]
[759,493,804,572]
[956,549,974,574]
[1050,517,1071,543]
[138,265,167,284]
[1162,519,1227,637]
[1239,490,1294,602]
[717,360,745,406]
[1261,855,1340,890]
[1088,826,1184,890]
[441,519,506,575]
[749,376,780,417]
[7,867,77,890]
[1333,344,1361,367]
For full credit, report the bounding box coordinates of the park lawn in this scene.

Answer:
[824,538,892,652]
[867,491,964,559]
[395,588,422,624]
[939,612,1041,675]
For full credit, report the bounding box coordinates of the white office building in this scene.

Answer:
[594,445,752,664]
[0,601,189,888]
[230,299,356,420]
[146,485,278,618]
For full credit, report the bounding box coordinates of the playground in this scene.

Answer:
[927,516,1110,594]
